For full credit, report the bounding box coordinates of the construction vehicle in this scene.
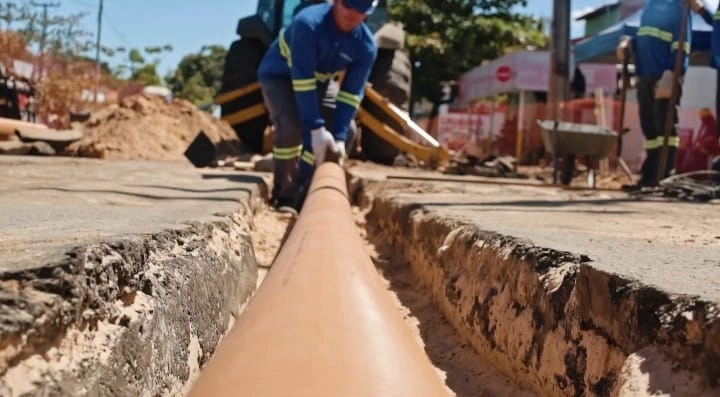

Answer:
[0,65,36,122]
[214,0,447,166]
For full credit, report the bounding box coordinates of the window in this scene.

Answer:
[282,0,306,29]
[256,0,278,35]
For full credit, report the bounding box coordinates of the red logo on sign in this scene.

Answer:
[496,65,513,82]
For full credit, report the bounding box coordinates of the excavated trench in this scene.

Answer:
[242,191,535,396]
[3,168,718,396]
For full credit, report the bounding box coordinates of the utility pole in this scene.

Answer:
[549,0,571,120]
[31,1,60,82]
[94,0,103,103]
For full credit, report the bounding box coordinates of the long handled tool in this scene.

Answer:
[616,46,635,181]
[656,0,691,184]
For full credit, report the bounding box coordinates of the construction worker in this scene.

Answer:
[707,1,720,175]
[618,0,699,189]
[258,0,379,214]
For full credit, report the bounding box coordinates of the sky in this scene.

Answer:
[51,0,605,77]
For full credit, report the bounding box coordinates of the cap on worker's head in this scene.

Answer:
[341,0,379,14]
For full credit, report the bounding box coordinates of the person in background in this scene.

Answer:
[678,108,719,172]
[617,0,705,189]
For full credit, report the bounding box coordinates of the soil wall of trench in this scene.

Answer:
[352,177,720,397]
[0,205,258,397]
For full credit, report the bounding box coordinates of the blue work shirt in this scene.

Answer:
[711,3,720,68]
[634,0,692,77]
[258,3,378,142]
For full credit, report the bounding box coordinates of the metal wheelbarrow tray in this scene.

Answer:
[536,120,619,187]
[536,120,618,158]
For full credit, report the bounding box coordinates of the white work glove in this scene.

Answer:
[655,70,674,99]
[616,35,632,62]
[334,140,346,166]
[311,127,337,165]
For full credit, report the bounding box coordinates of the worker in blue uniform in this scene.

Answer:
[618,0,700,189]
[705,1,720,174]
[258,0,379,214]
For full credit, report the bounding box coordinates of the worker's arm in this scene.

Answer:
[666,8,692,72]
[616,35,634,61]
[690,0,714,25]
[332,43,378,142]
[286,23,325,135]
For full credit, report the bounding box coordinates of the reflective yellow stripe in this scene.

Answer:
[337,90,361,108]
[638,26,673,43]
[645,137,663,150]
[273,145,303,160]
[645,136,680,150]
[671,41,691,54]
[293,78,317,92]
[301,150,315,165]
[279,30,292,67]
[715,11,720,20]
[314,71,341,82]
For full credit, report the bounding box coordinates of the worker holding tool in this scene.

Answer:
[258,0,379,214]
[618,0,703,190]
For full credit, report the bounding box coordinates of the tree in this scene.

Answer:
[166,44,226,107]
[130,63,162,86]
[102,45,171,80]
[128,48,145,74]
[389,0,547,106]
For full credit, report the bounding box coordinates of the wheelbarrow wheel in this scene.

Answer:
[559,154,576,185]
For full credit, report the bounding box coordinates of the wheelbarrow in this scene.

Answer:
[536,120,619,188]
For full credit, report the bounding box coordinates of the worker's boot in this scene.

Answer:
[273,195,299,216]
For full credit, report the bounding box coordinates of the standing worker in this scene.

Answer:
[258,0,379,214]
[705,1,720,173]
[617,0,704,189]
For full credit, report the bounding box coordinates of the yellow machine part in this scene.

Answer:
[214,82,448,166]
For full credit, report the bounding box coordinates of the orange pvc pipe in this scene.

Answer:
[0,116,48,136]
[188,163,449,397]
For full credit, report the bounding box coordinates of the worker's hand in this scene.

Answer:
[318,139,346,165]
[311,127,336,165]
[688,0,705,12]
[655,70,674,99]
[334,140,346,166]
[616,35,632,62]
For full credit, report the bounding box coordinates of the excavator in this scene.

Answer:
[212,0,447,166]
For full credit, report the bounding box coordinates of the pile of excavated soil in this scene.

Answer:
[68,94,242,161]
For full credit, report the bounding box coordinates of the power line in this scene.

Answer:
[31,1,61,81]
[67,0,96,9]
[94,0,102,102]
[102,12,131,47]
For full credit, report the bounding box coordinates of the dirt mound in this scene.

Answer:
[68,94,243,161]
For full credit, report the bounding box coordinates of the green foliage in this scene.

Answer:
[106,45,172,81]
[165,45,227,107]
[128,48,145,64]
[130,63,162,86]
[389,0,548,105]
